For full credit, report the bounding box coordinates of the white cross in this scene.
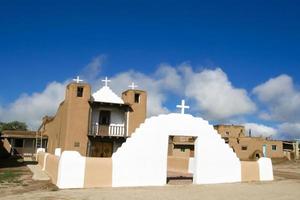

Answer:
[176,99,190,114]
[128,82,138,90]
[73,76,83,83]
[102,76,111,87]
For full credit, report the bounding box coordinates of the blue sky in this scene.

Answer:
[0,0,300,139]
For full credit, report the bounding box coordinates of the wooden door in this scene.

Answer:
[90,142,113,157]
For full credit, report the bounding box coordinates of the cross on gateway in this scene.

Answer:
[128,82,138,89]
[176,99,190,114]
[73,76,83,83]
[102,76,111,87]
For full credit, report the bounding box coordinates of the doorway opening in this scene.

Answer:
[167,135,196,185]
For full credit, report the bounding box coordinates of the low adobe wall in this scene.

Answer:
[37,152,48,169]
[37,151,273,189]
[241,161,260,182]
[84,157,112,188]
[45,154,59,184]
[37,151,113,189]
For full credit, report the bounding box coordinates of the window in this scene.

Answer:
[180,148,185,152]
[272,145,277,151]
[99,110,111,125]
[226,131,229,135]
[77,87,84,97]
[74,142,80,147]
[134,93,140,103]
[241,146,248,151]
[14,139,23,148]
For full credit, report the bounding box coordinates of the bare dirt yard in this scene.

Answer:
[0,158,299,200]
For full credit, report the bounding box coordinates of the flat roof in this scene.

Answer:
[1,130,47,139]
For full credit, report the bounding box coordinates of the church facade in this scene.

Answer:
[38,77,146,157]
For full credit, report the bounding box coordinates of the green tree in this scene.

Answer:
[0,121,28,132]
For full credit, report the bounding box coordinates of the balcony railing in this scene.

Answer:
[90,123,126,137]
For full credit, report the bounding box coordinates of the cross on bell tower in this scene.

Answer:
[102,76,111,87]
[73,76,83,83]
[176,99,190,114]
[128,82,138,90]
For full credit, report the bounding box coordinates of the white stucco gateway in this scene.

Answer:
[112,113,242,187]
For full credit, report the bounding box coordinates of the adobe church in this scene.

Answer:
[38,77,146,157]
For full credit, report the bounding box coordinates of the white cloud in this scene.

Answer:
[80,55,106,85]
[253,74,300,122]
[0,59,258,130]
[278,123,300,139]
[184,68,256,120]
[244,123,278,138]
[102,69,171,116]
[0,81,66,130]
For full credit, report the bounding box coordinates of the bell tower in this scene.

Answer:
[122,82,147,136]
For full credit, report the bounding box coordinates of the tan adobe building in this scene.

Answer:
[214,125,284,160]
[38,78,146,157]
[0,130,47,157]
[168,125,284,161]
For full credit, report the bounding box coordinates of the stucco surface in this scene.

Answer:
[84,157,112,188]
[112,113,242,187]
[56,151,86,189]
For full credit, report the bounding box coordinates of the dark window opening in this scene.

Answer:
[272,145,277,151]
[241,146,248,151]
[77,87,84,97]
[226,131,229,135]
[134,93,140,103]
[74,142,80,147]
[99,110,111,125]
[14,139,23,148]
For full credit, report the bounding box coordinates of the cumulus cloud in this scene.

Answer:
[0,81,66,130]
[0,57,259,131]
[97,68,173,116]
[253,74,300,123]
[244,123,278,138]
[278,123,300,139]
[184,68,256,120]
[80,55,106,85]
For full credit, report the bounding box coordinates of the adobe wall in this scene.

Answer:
[231,138,284,160]
[241,161,260,182]
[122,90,147,136]
[45,154,59,184]
[44,102,68,154]
[214,125,246,137]
[37,152,47,170]
[63,84,91,155]
[42,83,91,156]
[84,157,112,188]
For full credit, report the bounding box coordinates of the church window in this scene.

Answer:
[241,146,248,151]
[77,87,84,97]
[134,93,140,103]
[99,110,111,125]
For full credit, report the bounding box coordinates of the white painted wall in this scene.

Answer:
[188,157,194,174]
[55,148,61,157]
[258,157,274,181]
[56,151,86,189]
[112,113,242,187]
[91,107,125,125]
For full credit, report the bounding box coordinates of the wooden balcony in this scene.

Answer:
[90,123,126,137]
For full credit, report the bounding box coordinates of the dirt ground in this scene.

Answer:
[0,158,299,200]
